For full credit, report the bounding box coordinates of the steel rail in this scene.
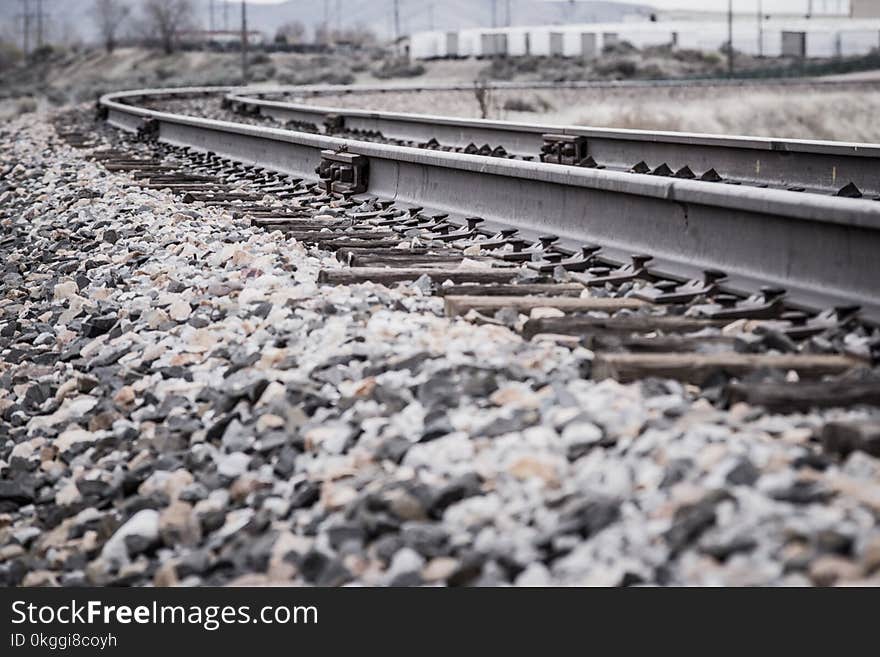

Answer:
[100,87,880,322]
[227,84,880,197]
[245,75,880,97]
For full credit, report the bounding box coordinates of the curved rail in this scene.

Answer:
[99,86,880,322]
[244,74,880,97]
[227,81,880,197]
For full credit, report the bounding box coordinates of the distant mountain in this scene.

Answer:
[0,0,655,46]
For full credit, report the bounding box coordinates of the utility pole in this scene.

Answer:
[35,0,43,49]
[727,0,733,76]
[20,0,31,57]
[240,0,248,84]
[491,0,497,28]
[758,0,764,58]
[393,0,400,52]
[505,0,511,27]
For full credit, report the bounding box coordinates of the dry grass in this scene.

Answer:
[314,82,880,143]
[0,97,38,122]
[573,89,880,142]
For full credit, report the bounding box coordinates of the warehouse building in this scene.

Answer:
[408,17,880,60]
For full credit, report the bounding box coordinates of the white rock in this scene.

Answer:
[53,280,79,301]
[515,562,553,587]
[217,452,251,478]
[53,427,96,453]
[168,297,192,321]
[101,509,160,565]
[561,421,604,449]
[386,548,425,582]
[143,308,169,329]
[304,422,353,455]
[529,307,565,319]
[29,395,98,431]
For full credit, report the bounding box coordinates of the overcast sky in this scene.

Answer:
[588,0,840,11]
[242,1,844,13]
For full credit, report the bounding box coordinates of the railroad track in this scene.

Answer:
[45,85,868,411]
[103,85,880,323]
[225,81,880,199]
[2,88,876,589]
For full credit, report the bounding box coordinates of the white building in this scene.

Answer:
[408,17,880,60]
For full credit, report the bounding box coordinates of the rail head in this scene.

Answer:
[225,88,880,160]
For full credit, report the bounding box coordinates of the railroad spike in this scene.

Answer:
[633,269,726,304]
[572,254,653,287]
[502,235,557,261]
[474,228,518,250]
[528,244,602,273]
[694,286,787,320]
[779,306,861,340]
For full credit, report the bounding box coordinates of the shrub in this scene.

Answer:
[502,97,536,112]
[602,40,638,56]
[248,52,271,66]
[0,40,23,72]
[595,57,638,78]
[277,70,354,85]
[372,58,426,79]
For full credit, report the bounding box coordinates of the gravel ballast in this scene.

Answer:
[1,109,879,587]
